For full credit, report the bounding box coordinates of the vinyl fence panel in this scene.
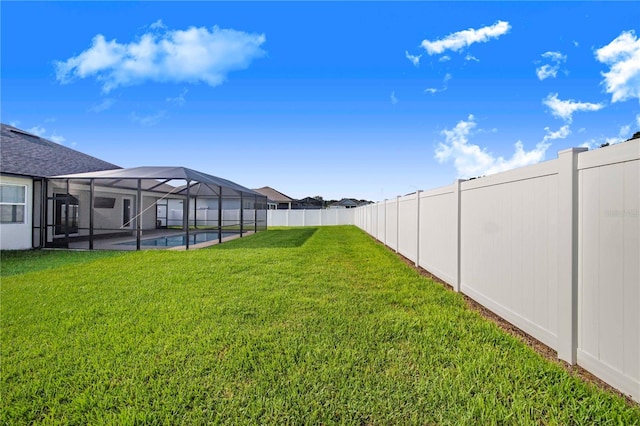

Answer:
[397,193,418,263]
[418,184,458,286]
[577,142,639,401]
[385,198,398,252]
[460,161,560,350]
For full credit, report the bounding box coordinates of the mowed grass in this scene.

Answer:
[1,226,638,425]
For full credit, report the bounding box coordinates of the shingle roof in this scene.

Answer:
[0,123,121,178]
[330,199,359,207]
[253,186,294,203]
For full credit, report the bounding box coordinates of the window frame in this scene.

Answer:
[0,183,27,224]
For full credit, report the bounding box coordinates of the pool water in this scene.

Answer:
[119,231,235,247]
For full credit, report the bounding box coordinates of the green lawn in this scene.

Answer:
[1,226,638,425]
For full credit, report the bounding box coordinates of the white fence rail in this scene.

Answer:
[267,139,640,402]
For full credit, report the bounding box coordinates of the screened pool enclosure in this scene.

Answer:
[35,167,267,250]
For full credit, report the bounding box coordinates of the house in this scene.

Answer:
[1,124,121,250]
[328,198,360,209]
[0,123,267,250]
[253,186,294,210]
[294,196,323,209]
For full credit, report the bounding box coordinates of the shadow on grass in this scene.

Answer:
[214,227,318,249]
[0,250,126,277]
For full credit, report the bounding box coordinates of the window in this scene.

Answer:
[94,196,116,209]
[0,184,27,224]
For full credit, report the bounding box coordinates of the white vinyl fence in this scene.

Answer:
[356,141,639,402]
[266,140,639,402]
[267,208,354,227]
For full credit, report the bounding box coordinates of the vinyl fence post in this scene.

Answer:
[557,147,587,364]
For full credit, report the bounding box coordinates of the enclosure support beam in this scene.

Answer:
[240,192,244,237]
[185,181,191,250]
[39,179,46,248]
[147,179,171,191]
[218,186,223,244]
[89,179,95,250]
[254,194,258,233]
[64,179,70,248]
[194,196,198,229]
[136,179,142,251]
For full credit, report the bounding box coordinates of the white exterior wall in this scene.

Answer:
[0,175,33,250]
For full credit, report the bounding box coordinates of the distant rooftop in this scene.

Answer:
[253,186,294,203]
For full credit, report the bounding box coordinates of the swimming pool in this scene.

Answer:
[118,231,236,247]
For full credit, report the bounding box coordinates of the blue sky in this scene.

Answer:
[2,2,639,201]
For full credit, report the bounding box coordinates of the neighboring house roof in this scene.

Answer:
[330,198,360,208]
[0,123,121,178]
[253,186,294,203]
[53,166,264,197]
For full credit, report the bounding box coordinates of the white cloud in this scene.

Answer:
[579,139,597,150]
[23,124,67,144]
[610,121,635,143]
[619,124,631,137]
[536,65,556,80]
[439,55,451,62]
[542,125,571,142]
[595,30,640,103]
[50,134,66,144]
[405,51,421,67]
[130,110,167,126]
[542,51,565,62]
[89,98,116,112]
[434,115,551,178]
[166,88,188,106]
[9,120,20,127]
[55,24,266,93]
[421,21,511,55]
[536,51,567,80]
[27,126,46,137]
[149,19,166,30]
[465,54,479,62]
[390,91,398,105]
[424,74,451,95]
[579,120,636,149]
[636,113,640,128]
[543,93,604,122]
